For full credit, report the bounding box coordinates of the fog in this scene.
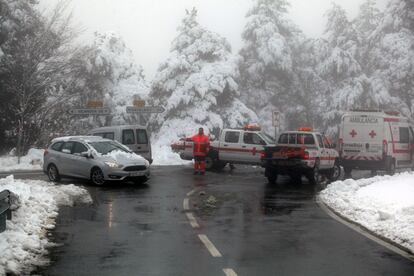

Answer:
[39,0,388,79]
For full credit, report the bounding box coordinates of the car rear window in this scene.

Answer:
[95,132,115,140]
[399,127,409,143]
[136,129,148,144]
[297,134,315,145]
[51,141,64,151]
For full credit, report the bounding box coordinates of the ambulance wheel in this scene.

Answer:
[344,167,352,179]
[213,161,227,171]
[386,159,396,176]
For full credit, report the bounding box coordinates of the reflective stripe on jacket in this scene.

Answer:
[191,134,210,157]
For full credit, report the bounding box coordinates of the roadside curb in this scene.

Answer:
[0,170,43,175]
[316,196,414,262]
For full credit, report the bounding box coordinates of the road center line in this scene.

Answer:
[183,198,190,210]
[223,268,238,276]
[198,234,222,257]
[186,212,199,228]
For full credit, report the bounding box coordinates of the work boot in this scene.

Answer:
[200,171,205,176]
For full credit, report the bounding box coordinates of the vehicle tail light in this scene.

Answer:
[303,151,309,160]
[260,151,266,160]
[382,139,388,157]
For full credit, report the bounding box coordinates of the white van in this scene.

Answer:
[338,110,414,176]
[89,125,152,163]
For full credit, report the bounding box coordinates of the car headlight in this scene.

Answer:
[145,160,150,168]
[104,161,122,168]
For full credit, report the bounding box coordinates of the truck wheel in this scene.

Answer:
[205,156,215,171]
[386,159,396,176]
[308,160,320,185]
[213,161,227,171]
[265,168,277,184]
[344,167,352,179]
[327,163,341,182]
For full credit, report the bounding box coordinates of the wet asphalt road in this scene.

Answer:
[6,166,414,276]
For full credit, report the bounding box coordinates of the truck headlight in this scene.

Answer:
[104,161,122,168]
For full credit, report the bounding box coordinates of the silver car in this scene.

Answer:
[43,136,150,185]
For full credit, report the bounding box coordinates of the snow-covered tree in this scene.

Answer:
[239,0,304,131]
[149,8,257,144]
[369,0,414,118]
[318,3,370,134]
[76,32,148,128]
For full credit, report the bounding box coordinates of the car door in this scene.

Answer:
[69,142,92,179]
[316,134,328,169]
[135,128,150,159]
[58,141,75,176]
[242,132,267,164]
[219,130,242,162]
[322,135,334,168]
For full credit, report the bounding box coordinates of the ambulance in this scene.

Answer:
[338,110,414,176]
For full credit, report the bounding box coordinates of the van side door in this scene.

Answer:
[122,129,136,151]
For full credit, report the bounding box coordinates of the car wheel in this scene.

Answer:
[47,164,61,182]
[91,168,105,186]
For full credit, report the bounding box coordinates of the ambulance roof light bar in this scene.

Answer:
[298,127,313,132]
[244,124,261,131]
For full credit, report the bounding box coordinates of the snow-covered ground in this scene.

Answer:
[320,172,414,253]
[151,143,192,166]
[0,175,92,275]
[0,149,44,172]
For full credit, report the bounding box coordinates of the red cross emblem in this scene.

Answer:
[350,129,357,138]
[369,130,377,139]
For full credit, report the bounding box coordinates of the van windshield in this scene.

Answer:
[89,141,129,155]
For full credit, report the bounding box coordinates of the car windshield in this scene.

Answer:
[261,133,275,144]
[89,141,129,155]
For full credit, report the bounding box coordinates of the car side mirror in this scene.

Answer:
[81,150,93,158]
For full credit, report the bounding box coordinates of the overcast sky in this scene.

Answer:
[39,0,388,79]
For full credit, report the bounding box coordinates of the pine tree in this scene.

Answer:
[318,3,368,134]
[239,0,304,131]
[369,0,414,118]
[149,8,257,144]
[77,32,148,128]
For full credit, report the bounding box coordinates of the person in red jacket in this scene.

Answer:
[191,127,210,175]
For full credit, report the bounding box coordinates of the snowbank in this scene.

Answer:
[0,148,44,172]
[320,172,414,253]
[0,175,92,275]
[152,143,192,166]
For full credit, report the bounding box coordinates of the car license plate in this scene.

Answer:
[129,171,145,177]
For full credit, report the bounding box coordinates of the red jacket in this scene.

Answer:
[191,134,210,157]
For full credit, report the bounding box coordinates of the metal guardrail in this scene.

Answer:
[0,190,12,233]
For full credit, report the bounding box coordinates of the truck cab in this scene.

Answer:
[171,125,274,170]
[261,128,340,184]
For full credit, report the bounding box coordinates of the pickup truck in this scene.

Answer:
[171,127,275,170]
[261,128,340,184]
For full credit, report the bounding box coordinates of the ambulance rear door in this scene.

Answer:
[341,114,384,161]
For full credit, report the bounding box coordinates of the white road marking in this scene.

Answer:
[186,212,199,228]
[183,198,190,210]
[186,189,197,197]
[198,234,222,257]
[317,197,414,262]
[223,268,238,276]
